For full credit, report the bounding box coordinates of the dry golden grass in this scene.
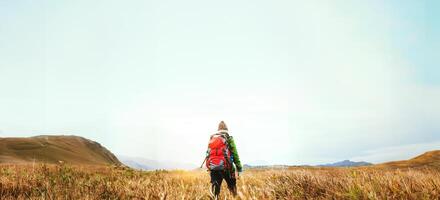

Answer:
[0,164,439,200]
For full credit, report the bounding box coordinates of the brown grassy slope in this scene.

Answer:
[0,135,121,165]
[377,150,440,169]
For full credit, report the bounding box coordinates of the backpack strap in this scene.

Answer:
[217,129,228,133]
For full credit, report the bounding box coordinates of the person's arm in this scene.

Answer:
[228,136,242,172]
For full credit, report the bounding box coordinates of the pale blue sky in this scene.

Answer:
[0,0,439,165]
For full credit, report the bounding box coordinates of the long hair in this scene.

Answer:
[218,121,228,131]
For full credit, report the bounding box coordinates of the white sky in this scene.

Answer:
[0,0,439,165]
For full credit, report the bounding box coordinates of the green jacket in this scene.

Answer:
[227,135,242,172]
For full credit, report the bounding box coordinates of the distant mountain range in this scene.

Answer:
[243,164,290,169]
[0,135,121,165]
[244,151,440,169]
[118,155,196,170]
[243,160,373,169]
[318,160,372,167]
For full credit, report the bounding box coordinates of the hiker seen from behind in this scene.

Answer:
[205,121,242,199]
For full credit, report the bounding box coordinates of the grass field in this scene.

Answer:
[1,164,439,200]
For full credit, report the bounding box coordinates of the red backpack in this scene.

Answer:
[206,133,231,171]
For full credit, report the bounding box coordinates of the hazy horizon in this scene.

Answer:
[1,0,439,166]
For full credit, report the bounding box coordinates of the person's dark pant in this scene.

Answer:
[210,170,237,197]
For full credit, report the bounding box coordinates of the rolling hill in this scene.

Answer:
[0,135,121,165]
[378,150,440,169]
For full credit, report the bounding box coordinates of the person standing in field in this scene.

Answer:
[205,121,242,198]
